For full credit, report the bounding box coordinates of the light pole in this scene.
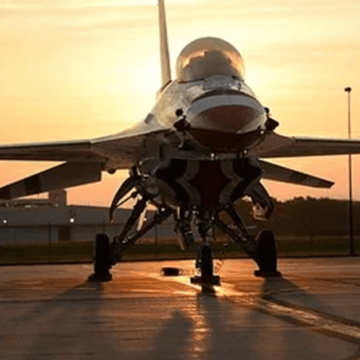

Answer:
[344,87,356,256]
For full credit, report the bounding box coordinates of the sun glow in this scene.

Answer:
[0,0,359,205]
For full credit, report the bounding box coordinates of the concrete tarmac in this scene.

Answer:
[1,258,360,360]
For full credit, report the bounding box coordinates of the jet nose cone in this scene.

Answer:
[188,93,265,134]
[186,93,266,151]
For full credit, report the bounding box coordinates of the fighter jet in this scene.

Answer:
[0,0,359,285]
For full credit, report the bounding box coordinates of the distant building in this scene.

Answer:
[0,191,175,245]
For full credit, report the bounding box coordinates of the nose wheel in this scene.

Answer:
[191,245,220,287]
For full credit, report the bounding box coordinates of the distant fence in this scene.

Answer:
[0,221,175,246]
[0,226,359,265]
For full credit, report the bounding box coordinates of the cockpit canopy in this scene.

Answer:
[176,37,245,83]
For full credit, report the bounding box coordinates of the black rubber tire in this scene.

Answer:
[256,230,278,273]
[199,245,214,280]
[93,233,111,277]
[191,246,221,286]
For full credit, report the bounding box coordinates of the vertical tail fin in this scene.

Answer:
[158,0,172,87]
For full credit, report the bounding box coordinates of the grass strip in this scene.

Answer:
[0,236,359,265]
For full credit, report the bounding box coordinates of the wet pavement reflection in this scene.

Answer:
[0,258,360,359]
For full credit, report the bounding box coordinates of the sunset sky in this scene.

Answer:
[0,0,359,206]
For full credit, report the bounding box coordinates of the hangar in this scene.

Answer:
[0,190,174,245]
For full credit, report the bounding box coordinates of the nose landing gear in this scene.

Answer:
[191,245,221,288]
[190,209,221,290]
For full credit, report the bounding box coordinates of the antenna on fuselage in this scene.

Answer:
[158,0,172,88]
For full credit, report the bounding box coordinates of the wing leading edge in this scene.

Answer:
[0,139,100,162]
[0,121,167,167]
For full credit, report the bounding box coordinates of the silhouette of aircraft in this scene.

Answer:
[0,1,358,285]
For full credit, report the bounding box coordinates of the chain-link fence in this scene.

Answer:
[0,223,358,265]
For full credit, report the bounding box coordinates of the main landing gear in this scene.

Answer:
[88,201,281,284]
[88,201,174,282]
[254,230,282,277]
[88,233,112,282]
[214,206,281,278]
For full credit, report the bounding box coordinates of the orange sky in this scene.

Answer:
[0,0,359,206]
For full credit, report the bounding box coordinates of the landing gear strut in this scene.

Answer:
[88,198,174,282]
[214,206,281,278]
[89,200,281,284]
[190,209,220,288]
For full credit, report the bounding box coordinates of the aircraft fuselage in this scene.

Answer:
[130,38,269,211]
[152,76,266,152]
[150,37,267,154]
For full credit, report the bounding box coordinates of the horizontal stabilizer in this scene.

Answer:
[0,162,102,200]
[252,134,360,158]
[259,160,334,188]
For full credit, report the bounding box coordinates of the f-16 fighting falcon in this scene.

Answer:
[0,0,359,286]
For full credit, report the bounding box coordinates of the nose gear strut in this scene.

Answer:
[191,208,221,289]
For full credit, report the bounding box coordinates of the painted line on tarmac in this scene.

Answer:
[88,262,360,342]
[218,284,360,343]
[158,272,360,343]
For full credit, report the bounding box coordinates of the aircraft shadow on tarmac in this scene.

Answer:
[12,277,359,360]
[260,276,338,321]
[260,276,322,303]
[129,282,358,360]
[16,281,119,360]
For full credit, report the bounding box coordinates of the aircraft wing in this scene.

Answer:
[259,160,334,188]
[0,135,142,200]
[0,139,104,162]
[0,136,143,167]
[0,136,136,200]
[0,121,166,166]
[0,123,167,199]
[251,134,360,158]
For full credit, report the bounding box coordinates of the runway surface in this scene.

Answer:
[1,257,360,360]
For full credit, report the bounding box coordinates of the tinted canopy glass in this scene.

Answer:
[176,37,245,83]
